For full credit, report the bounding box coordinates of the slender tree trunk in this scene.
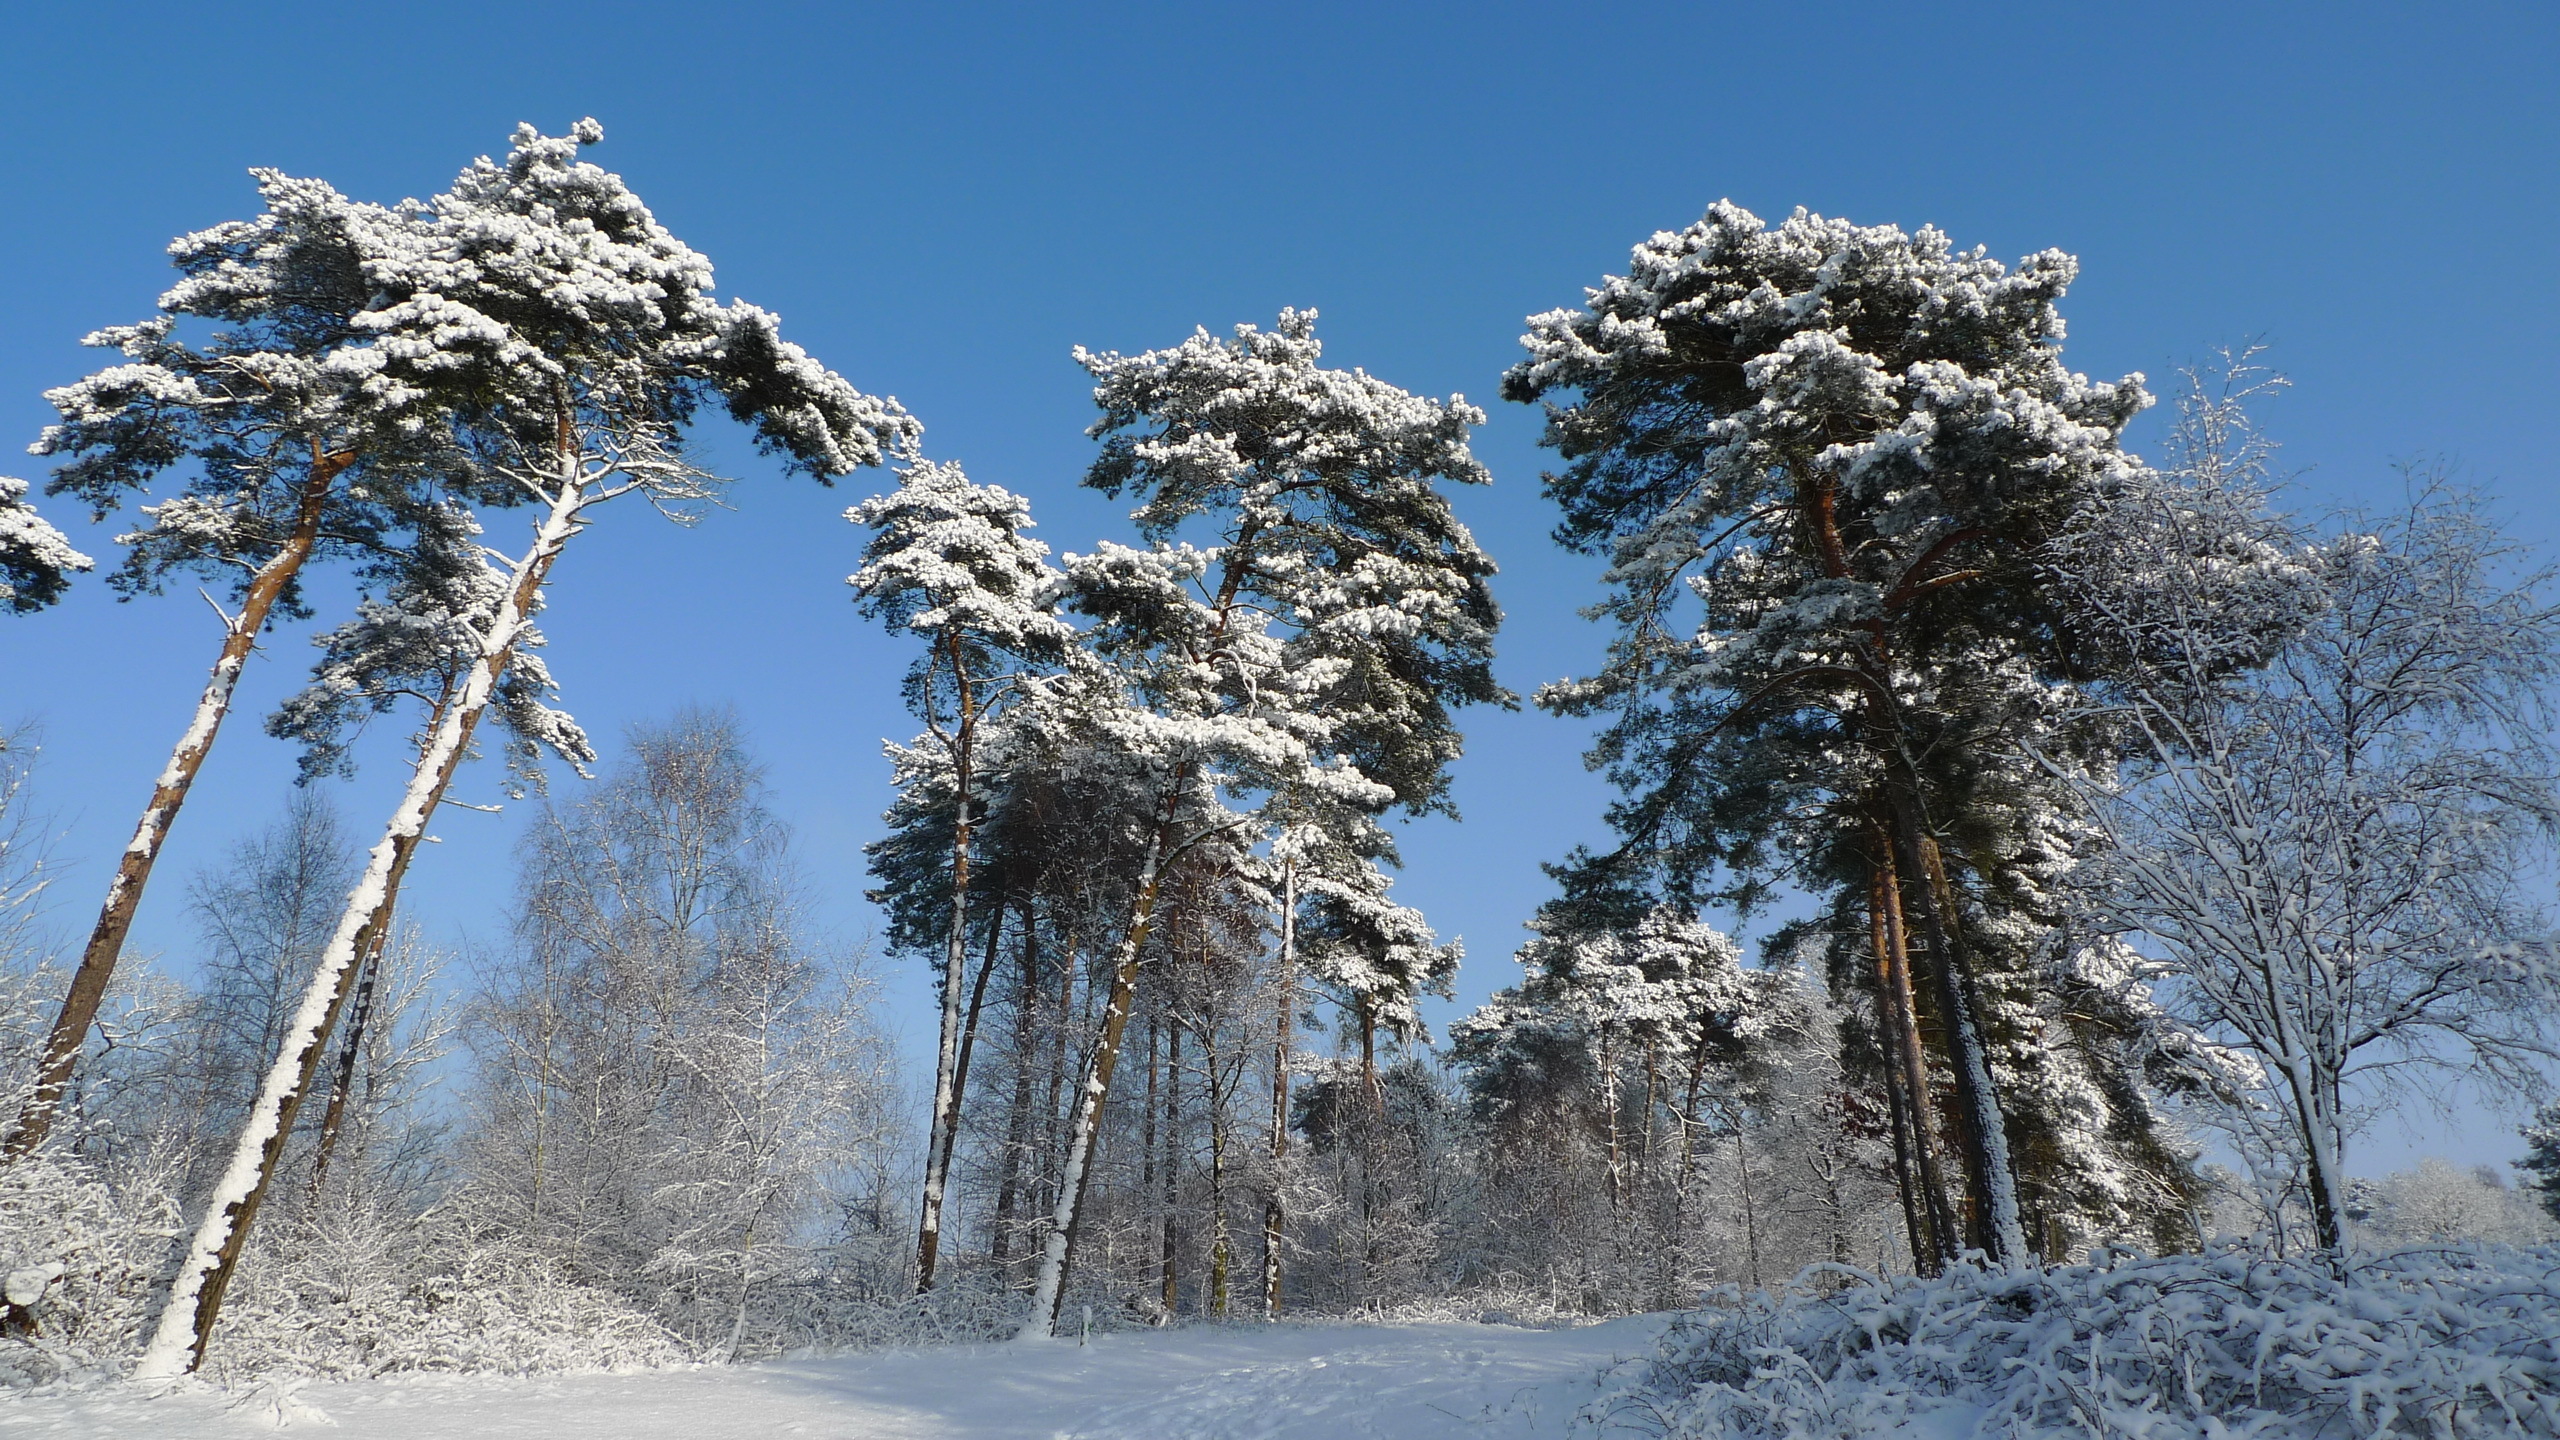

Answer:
[1601,1035,1624,1212]
[304,920,392,1204]
[1733,1127,1762,1292]
[1018,792,1177,1338]
[1892,812,2026,1264]
[1140,1010,1160,1307]
[920,882,1005,1288]
[1357,1001,1380,1113]
[1206,1039,1231,1320]
[137,472,586,1378]
[1160,1020,1182,1315]
[1871,852,1956,1271]
[1670,1032,1708,1298]
[916,646,977,1292]
[1036,934,1077,1228]
[1261,859,1294,1319]
[9,452,353,1157]
[1873,949,1929,1275]
[990,913,1041,1274]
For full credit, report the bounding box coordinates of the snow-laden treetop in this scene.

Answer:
[33,120,920,600]
[0,475,91,614]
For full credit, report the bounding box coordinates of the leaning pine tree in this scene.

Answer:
[137,119,917,1377]
[847,459,1069,1292]
[1020,310,1504,1336]
[7,173,495,1156]
[1505,204,2167,1265]
[265,497,597,1195]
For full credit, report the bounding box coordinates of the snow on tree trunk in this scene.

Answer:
[1894,812,2027,1265]
[8,455,350,1158]
[1262,859,1294,1318]
[1019,802,1172,1340]
[136,479,584,1378]
[303,919,391,1203]
[915,645,976,1294]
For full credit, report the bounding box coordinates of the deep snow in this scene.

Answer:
[0,1316,1668,1438]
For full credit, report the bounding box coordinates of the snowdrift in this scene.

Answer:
[1593,1245,2560,1438]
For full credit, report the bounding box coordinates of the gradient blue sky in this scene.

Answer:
[2,2,2553,1175]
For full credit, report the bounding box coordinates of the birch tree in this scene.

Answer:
[139,119,915,1377]
[848,460,1067,1292]
[2054,469,2560,1253]
[458,712,890,1358]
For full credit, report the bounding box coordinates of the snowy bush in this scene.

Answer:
[206,1224,684,1380]
[769,1273,1029,1351]
[0,1151,181,1385]
[1593,1245,2560,1438]
[0,1151,686,1384]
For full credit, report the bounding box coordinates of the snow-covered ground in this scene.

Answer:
[0,1316,1669,1439]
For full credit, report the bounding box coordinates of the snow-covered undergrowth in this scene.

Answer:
[1593,1245,2560,1439]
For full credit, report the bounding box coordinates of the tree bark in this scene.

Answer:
[1160,1018,1183,1315]
[1893,810,2027,1264]
[1871,852,1957,1270]
[1796,473,2025,1266]
[990,913,1040,1273]
[1206,1032,1231,1319]
[9,451,353,1157]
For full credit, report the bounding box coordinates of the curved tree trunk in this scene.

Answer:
[9,452,352,1158]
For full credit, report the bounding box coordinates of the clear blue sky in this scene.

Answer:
[2,2,2553,1175]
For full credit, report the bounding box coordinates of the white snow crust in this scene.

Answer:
[0,1317,1664,1438]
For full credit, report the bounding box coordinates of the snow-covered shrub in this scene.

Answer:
[1594,1246,2560,1438]
[0,1150,180,1385]
[206,1219,682,1380]
[769,1272,1029,1351]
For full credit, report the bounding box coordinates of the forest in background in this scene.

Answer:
[0,119,2557,1401]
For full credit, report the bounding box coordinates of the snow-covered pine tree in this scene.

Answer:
[1013,538,1316,1335]
[1017,310,1503,1335]
[1296,848,1457,1108]
[8,169,499,1157]
[1454,890,1797,1306]
[1504,205,2161,1264]
[0,476,90,615]
[848,460,1069,1293]
[139,119,916,1377]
